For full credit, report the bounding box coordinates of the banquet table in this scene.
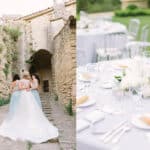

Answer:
[77,21,127,66]
[77,59,150,150]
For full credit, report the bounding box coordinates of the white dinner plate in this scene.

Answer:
[78,99,96,108]
[131,114,150,129]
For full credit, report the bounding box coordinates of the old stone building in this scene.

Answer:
[0,0,76,107]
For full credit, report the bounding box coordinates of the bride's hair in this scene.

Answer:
[13,74,20,81]
[22,71,30,80]
[31,74,40,84]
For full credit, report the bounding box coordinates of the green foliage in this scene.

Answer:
[25,57,33,64]
[142,46,150,57]
[126,4,138,10]
[3,63,9,79]
[114,75,122,82]
[27,142,33,150]
[3,26,22,42]
[11,51,18,61]
[54,94,58,101]
[77,0,121,14]
[65,99,73,116]
[112,16,150,41]
[0,97,10,106]
[149,0,150,7]
[77,0,89,14]
[115,8,150,17]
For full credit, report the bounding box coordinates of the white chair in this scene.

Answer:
[127,19,140,41]
[126,25,150,58]
[96,32,126,61]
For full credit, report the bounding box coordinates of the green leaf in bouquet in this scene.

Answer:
[114,75,122,82]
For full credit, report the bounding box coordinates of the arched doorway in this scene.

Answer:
[29,49,52,93]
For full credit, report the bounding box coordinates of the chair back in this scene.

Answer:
[141,25,150,42]
[96,32,126,61]
[128,19,140,38]
[104,32,126,49]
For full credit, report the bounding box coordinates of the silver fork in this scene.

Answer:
[111,125,131,144]
[103,123,128,143]
[99,120,127,141]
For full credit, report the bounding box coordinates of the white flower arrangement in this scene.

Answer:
[119,57,150,90]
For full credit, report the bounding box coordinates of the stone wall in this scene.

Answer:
[52,17,76,107]
[0,26,19,98]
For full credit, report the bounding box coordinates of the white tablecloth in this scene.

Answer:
[77,59,150,150]
[77,22,127,66]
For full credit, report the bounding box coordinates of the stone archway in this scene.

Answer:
[29,49,52,93]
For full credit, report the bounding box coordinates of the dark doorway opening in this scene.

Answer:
[43,80,49,92]
[29,49,52,93]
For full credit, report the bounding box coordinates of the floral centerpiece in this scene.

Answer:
[114,57,150,91]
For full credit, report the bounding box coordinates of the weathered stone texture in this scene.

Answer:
[0,27,19,98]
[52,19,76,107]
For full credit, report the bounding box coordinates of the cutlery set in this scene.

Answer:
[99,121,131,144]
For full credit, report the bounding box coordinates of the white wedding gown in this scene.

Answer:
[0,79,59,143]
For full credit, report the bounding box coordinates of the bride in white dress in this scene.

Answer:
[0,71,59,143]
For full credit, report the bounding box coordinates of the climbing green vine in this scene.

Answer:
[3,26,22,42]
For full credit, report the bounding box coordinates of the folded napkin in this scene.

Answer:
[84,110,105,123]
[77,119,90,132]
[76,96,89,106]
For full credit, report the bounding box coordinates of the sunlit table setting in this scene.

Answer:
[76,56,150,150]
[77,19,127,65]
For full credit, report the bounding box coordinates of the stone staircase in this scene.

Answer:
[40,93,53,121]
[40,92,75,150]
[40,93,60,145]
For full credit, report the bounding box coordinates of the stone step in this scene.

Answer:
[43,109,51,111]
[43,108,51,110]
